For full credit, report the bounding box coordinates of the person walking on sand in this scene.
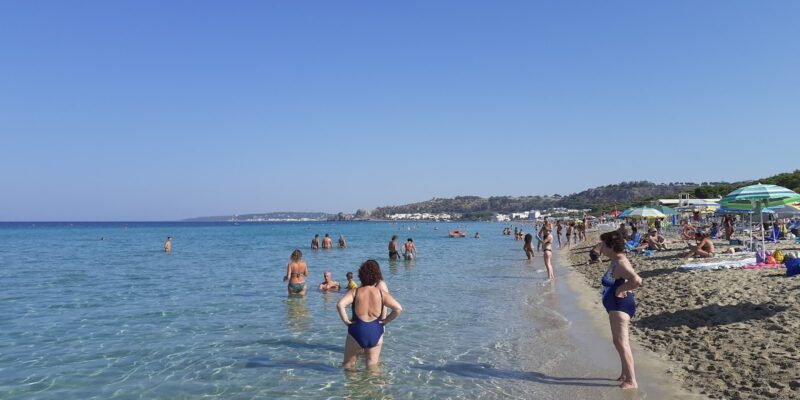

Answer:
[541,227,554,279]
[337,260,403,370]
[311,234,320,250]
[322,233,333,249]
[598,231,643,390]
[565,222,573,248]
[556,221,563,248]
[284,249,309,296]
[388,235,399,260]
[338,235,347,248]
[523,233,535,261]
[164,236,172,253]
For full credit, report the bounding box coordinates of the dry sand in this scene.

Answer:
[565,230,800,399]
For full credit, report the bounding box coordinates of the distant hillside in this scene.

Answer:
[372,181,707,218]
[374,170,800,219]
[185,170,800,221]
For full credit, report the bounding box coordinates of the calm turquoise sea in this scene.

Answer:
[0,221,628,399]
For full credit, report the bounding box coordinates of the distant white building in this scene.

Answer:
[388,213,452,221]
[496,214,511,222]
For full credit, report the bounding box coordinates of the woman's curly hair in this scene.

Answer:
[358,259,383,286]
[600,231,626,253]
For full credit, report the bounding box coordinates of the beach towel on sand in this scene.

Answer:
[679,257,757,271]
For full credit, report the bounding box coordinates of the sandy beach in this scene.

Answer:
[565,230,800,399]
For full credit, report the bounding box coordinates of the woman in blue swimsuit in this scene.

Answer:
[337,260,403,369]
[599,231,643,390]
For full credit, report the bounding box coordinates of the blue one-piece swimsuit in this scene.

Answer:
[601,262,636,318]
[348,288,385,349]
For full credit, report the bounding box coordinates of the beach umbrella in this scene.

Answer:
[769,203,800,217]
[618,209,632,218]
[652,204,678,215]
[720,184,800,249]
[625,207,666,219]
[715,206,775,215]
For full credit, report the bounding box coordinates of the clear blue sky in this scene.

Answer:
[1,1,798,220]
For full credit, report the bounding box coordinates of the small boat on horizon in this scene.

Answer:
[448,230,466,238]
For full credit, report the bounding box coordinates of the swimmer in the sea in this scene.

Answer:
[346,272,358,290]
[311,234,320,250]
[322,233,333,249]
[402,238,416,260]
[388,235,399,260]
[319,271,341,291]
[164,236,172,253]
[338,235,347,248]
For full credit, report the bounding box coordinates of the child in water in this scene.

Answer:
[346,272,358,290]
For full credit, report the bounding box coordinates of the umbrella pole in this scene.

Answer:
[760,201,766,251]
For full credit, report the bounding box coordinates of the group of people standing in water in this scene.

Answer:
[280,225,641,390]
[283,234,420,369]
[311,233,347,249]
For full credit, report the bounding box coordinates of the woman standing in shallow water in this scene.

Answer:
[598,231,643,390]
[523,233,534,261]
[337,260,402,369]
[284,250,308,296]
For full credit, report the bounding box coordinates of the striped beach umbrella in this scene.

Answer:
[720,184,800,210]
[625,207,666,219]
[720,184,800,249]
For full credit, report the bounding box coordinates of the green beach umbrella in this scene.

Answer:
[720,184,800,210]
[625,207,666,219]
[720,183,800,249]
[652,204,678,216]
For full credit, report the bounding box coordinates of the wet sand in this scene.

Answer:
[565,230,800,399]
[531,246,703,400]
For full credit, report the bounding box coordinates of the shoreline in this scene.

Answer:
[564,230,800,399]
[549,242,702,399]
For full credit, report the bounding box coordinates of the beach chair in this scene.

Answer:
[625,233,642,253]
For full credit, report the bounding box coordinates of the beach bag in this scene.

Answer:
[786,258,800,277]
[774,249,785,263]
[756,251,766,264]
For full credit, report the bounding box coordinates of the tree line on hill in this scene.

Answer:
[373,170,800,219]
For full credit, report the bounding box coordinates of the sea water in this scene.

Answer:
[0,222,668,399]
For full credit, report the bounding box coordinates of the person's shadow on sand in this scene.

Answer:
[637,302,788,330]
[413,362,618,388]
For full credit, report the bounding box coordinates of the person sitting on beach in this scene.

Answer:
[338,235,347,248]
[388,235,399,260]
[598,230,643,390]
[346,272,358,290]
[617,223,628,240]
[311,234,320,250]
[645,228,667,251]
[683,230,715,258]
[710,222,720,239]
[337,260,403,369]
[319,271,341,291]
[164,236,172,253]
[322,233,333,249]
[402,238,416,260]
[589,242,602,264]
[523,233,535,261]
[626,227,641,248]
[284,249,309,296]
